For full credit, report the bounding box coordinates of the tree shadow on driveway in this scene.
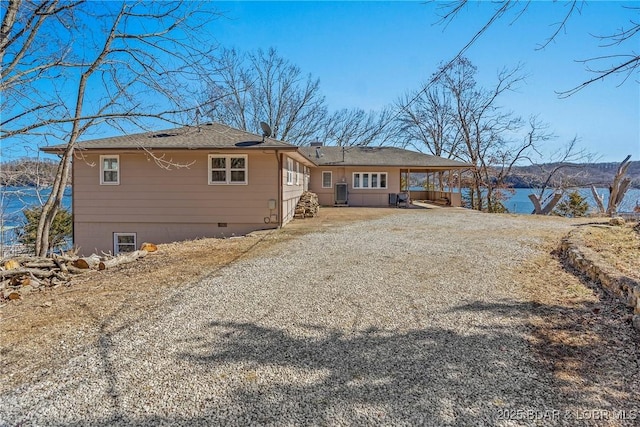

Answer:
[175,303,563,426]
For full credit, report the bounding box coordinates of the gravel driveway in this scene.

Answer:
[2,208,582,426]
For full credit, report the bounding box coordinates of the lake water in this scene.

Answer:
[499,187,640,214]
[410,186,640,214]
[1,186,72,229]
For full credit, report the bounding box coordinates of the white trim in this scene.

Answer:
[352,172,388,189]
[100,155,120,185]
[208,154,248,185]
[296,161,300,185]
[322,171,332,188]
[113,232,136,254]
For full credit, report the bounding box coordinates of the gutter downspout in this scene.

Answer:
[275,150,283,228]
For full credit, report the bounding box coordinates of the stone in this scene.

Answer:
[633,315,640,330]
[609,216,626,226]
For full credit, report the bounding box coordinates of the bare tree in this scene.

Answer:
[320,108,395,147]
[606,155,633,216]
[432,57,547,212]
[591,156,633,216]
[395,86,460,158]
[1,0,220,257]
[202,47,328,144]
[434,1,639,96]
[522,136,597,214]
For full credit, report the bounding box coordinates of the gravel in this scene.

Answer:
[1,209,584,426]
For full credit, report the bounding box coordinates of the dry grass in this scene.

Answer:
[518,221,640,422]
[579,223,640,281]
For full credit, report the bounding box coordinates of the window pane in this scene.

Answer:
[104,158,117,170]
[211,170,226,182]
[118,244,135,253]
[230,171,245,182]
[363,173,369,188]
[354,173,360,188]
[372,174,378,188]
[230,157,245,169]
[380,173,387,188]
[118,235,135,244]
[104,171,117,182]
[211,157,225,169]
[322,172,331,187]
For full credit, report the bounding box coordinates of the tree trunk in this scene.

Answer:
[73,254,105,270]
[35,148,72,257]
[591,185,605,214]
[529,191,563,215]
[606,155,632,216]
[102,250,148,269]
[34,4,125,257]
[528,194,543,214]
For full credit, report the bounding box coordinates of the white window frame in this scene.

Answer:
[113,232,136,255]
[352,172,388,189]
[100,155,120,185]
[286,157,294,185]
[322,171,332,188]
[296,161,300,185]
[208,154,248,185]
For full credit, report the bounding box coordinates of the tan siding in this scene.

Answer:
[74,151,279,224]
[75,222,276,255]
[308,167,401,206]
[73,150,281,254]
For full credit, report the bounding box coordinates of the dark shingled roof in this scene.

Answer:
[299,146,472,169]
[41,122,298,152]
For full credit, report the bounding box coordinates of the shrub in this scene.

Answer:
[18,207,72,254]
[554,190,589,218]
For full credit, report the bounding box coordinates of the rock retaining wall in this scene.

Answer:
[560,228,640,330]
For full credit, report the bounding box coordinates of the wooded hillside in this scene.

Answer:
[0,159,61,186]
[506,161,640,188]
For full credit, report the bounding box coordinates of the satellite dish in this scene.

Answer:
[260,121,272,140]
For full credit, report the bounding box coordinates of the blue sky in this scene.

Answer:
[209,1,639,163]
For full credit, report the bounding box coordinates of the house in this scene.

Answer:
[43,123,314,255]
[299,145,470,207]
[42,123,470,255]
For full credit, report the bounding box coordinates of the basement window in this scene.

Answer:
[114,232,136,254]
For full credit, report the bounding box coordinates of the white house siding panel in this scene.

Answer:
[281,155,305,224]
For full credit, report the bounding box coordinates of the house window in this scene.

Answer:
[353,172,387,189]
[100,155,119,185]
[208,155,247,185]
[296,162,300,185]
[114,232,136,254]
[322,171,332,188]
[286,158,294,185]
